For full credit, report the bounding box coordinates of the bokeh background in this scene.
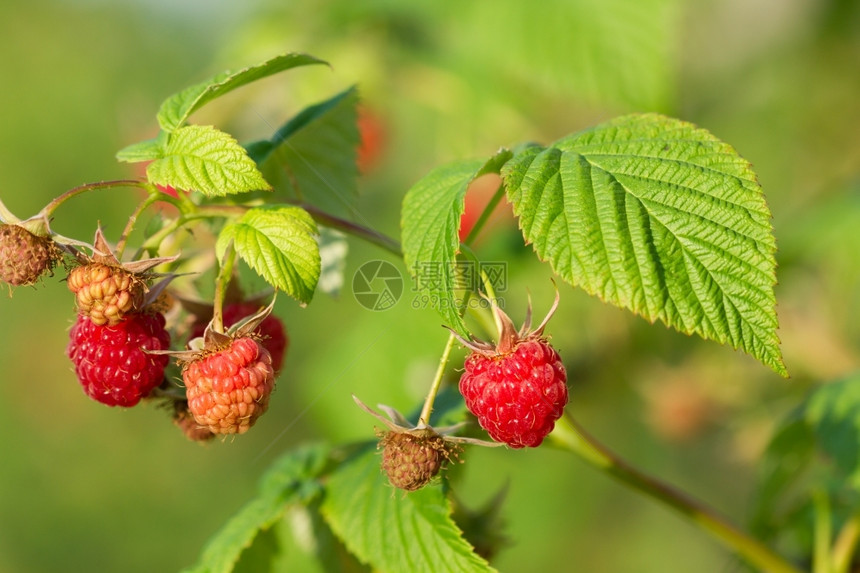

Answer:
[1,0,859,571]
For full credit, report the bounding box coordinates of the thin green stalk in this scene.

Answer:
[40,179,146,218]
[297,203,402,257]
[137,214,196,257]
[463,180,505,246]
[417,332,458,427]
[116,193,161,259]
[212,243,236,333]
[833,513,860,573]
[551,412,804,573]
[813,489,833,573]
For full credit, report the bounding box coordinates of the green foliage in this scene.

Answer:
[321,446,496,573]
[753,374,860,555]
[503,113,786,376]
[400,150,511,337]
[115,131,169,163]
[182,444,331,573]
[247,87,361,218]
[184,442,493,573]
[158,53,328,133]
[216,206,321,305]
[144,125,271,197]
[233,503,369,573]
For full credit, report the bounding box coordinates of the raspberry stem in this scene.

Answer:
[116,193,161,260]
[418,331,458,427]
[212,243,237,333]
[551,411,803,573]
[296,203,402,257]
[40,180,149,219]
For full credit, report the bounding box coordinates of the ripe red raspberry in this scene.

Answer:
[67,312,170,407]
[189,302,288,373]
[379,428,454,491]
[456,293,568,448]
[68,263,145,326]
[183,337,275,435]
[0,224,57,286]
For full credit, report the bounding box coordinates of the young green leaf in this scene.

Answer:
[183,444,330,573]
[216,206,321,304]
[504,113,786,376]
[158,52,328,132]
[401,150,513,338]
[320,446,496,573]
[146,125,271,197]
[115,131,168,163]
[248,87,361,219]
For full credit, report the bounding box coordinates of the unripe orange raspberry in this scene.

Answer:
[67,263,145,326]
[183,337,275,435]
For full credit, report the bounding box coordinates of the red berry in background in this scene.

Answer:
[183,337,275,435]
[356,106,386,173]
[0,224,58,286]
[458,174,514,244]
[456,292,568,448]
[189,302,288,374]
[67,312,171,407]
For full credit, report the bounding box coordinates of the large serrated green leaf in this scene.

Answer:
[401,150,512,337]
[248,87,360,219]
[183,444,331,573]
[217,206,321,304]
[320,447,496,573]
[504,113,786,376]
[158,53,328,132]
[146,125,271,197]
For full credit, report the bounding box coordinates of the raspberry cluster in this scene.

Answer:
[0,225,290,440]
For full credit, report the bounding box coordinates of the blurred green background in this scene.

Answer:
[1,0,859,571]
